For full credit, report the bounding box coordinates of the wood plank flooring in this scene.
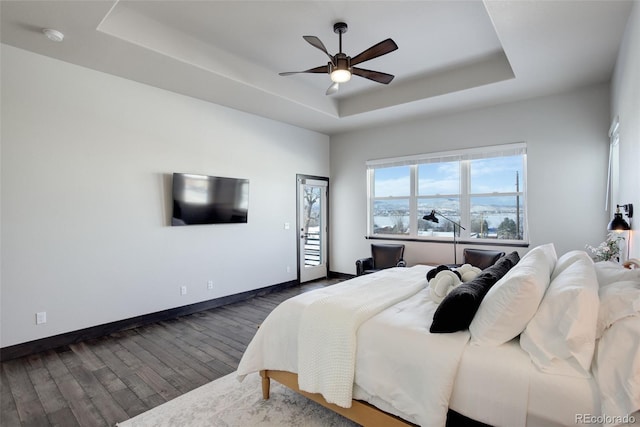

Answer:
[1,279,341,427]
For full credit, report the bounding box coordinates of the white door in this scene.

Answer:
[298,176,328,283]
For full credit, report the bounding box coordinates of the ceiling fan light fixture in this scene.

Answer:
[330,54,352,83]
[279,22,397,94]
[330,68,351,83]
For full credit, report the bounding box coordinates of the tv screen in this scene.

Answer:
[171,173,249,225]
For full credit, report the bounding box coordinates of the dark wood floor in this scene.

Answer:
[1,278,341,427]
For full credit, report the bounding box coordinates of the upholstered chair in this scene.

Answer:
[356,244,406,276]
[462,248,506,270]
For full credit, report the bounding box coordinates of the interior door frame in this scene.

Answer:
[296,174,330,283]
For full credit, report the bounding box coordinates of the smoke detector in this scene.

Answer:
[42,28,64,42]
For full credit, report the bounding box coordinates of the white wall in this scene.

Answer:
[611,1,640,259]
[330,84,611,274]
[0,45,330,347]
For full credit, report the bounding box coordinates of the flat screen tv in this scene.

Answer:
[171,173,249,225]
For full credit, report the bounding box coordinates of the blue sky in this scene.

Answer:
[469,156,523,193]
[374,156,523,197]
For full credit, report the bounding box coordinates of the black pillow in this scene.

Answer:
[494,251,520,271]
[429,251,520,333]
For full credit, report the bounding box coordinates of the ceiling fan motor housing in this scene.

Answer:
[334,53,351,71]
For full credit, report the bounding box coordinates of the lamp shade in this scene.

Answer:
[423,210,439,223]
[608,212,630,231]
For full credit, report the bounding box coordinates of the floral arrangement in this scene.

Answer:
[586,232,625,262]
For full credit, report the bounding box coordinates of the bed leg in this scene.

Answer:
[260,370,270,399]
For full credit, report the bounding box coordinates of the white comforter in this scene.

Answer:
[236,265,471,426]
[298,267,426,407]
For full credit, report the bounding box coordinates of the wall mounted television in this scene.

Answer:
[171,173,249,225]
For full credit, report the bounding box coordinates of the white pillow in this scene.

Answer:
[596,280,640,338]
[551,250,592,281]
[594,261,640,287]
[470,243,557,346]
[520,251,599,377]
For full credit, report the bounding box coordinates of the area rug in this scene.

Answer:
[117,372,359,426]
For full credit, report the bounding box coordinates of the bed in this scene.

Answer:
[237,244,640,427]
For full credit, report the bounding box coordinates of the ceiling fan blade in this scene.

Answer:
[326,82,339,96]
[350,38,398,66]
[352,67,395,84]
[303,36,334,62]
[279,65,329,76]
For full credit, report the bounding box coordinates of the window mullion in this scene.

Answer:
[460,160,470,240]
[409,165,418,237]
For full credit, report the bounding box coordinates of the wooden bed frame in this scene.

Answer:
[260,369,416,427]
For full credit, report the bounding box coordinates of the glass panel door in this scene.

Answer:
[298,177,328,283]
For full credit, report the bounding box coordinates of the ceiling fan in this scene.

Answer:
[279,22,398,95]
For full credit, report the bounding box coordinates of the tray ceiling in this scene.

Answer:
[0,1,633,135]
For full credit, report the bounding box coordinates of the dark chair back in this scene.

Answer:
[371,244,405,270]
[463,248,505,270]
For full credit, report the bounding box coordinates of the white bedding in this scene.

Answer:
[297,267,426,407]
[237,265,471,426]
[450,338,601,427]
[593,316,640,427]
[450,338,531,427]
[353,283,470,426]
[237,261,640,427]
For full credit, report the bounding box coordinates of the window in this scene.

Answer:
[367,143,527,243]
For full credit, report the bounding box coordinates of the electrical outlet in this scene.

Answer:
[207,280,213,290]
[286,266,291,273]
[180,286,187,295]
[36,312,47,325]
